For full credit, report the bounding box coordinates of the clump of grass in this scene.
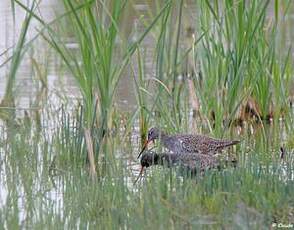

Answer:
[42,0,130,176]
[136,0,292,138]
[133,1,204,135]
[15,0,173,175]
[193,0,293,131]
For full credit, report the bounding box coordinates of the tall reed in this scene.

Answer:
[43,0,172,174]
[194,0,293,132]
[0,1,37,121]
[135,1,194,134]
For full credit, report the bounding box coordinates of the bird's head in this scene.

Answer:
[147,127,160,141]
[140,151,159,168]
[137,127,162,159]
[134,151,159,184]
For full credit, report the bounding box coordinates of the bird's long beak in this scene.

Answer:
[134,166,144,184]
[137,139,150,159]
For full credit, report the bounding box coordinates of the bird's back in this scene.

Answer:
[163,134,239,154]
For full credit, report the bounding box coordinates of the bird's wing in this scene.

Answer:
[174,134,238,154]
[178,135,212,153]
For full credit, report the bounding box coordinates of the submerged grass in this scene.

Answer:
[0,111,293,228]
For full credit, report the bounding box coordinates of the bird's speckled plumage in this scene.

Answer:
[140,151,219,173]
[147,127,239,155]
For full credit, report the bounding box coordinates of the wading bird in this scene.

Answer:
[137,127,239,159]
[134,150,219,183]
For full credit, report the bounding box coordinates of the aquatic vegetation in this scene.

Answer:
[0,114,293,228]
[0,0,293,229]
[0,1,36,121]
[195,0,293,130]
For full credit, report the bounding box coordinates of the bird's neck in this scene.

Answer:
[158,131,167,141]
[158,132,171,149]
